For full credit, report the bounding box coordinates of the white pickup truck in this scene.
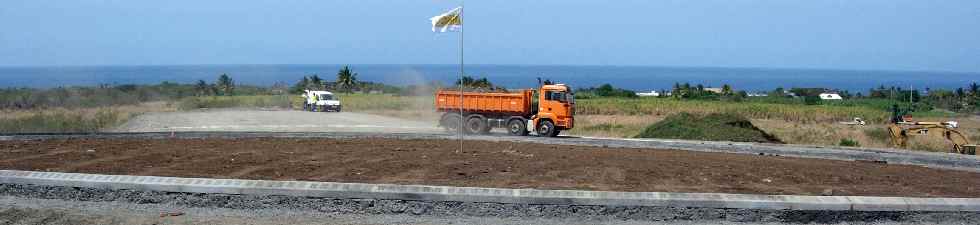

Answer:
[302,90,342,112]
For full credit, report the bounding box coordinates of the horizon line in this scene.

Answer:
[0,63,977,75]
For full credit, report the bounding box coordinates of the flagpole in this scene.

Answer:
[457,2,464,153]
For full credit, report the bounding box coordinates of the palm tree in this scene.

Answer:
[970,82,979,97]
[309,75,323,90]
[216,74,234,96]
[291,76,310,94]
[336,66,358,93]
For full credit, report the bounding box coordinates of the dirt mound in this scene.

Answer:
[635,112,783,143]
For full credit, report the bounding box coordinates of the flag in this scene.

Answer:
[430,7,462,33]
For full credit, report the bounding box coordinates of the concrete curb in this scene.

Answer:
[1,170,978,212]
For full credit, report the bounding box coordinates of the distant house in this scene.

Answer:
[636,90,661,97]
[747,92,768,97]
[703,88,723,94]
[819,93,843,100]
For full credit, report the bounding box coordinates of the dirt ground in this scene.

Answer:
[1,137,978,197]
[112,109,441,133]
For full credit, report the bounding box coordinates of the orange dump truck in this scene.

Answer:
[435,84,574,137]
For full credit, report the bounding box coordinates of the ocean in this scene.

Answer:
[0,64,976,93]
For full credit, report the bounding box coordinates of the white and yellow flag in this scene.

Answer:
[430,7,462,33]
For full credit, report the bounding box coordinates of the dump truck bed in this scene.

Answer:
[435,90,533,116]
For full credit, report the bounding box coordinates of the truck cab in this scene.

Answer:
[531,84,575,136]
[303,90,342,112]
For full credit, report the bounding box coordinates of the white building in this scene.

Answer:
[819,93,843,100]
[636,90,661,97]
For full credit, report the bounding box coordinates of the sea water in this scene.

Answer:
[0,64,976,92]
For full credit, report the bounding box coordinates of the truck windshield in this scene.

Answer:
[547,91,568,103]
[319,94,333,100]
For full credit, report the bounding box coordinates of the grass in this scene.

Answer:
[178,95,292,110]
[745,98,954,117]
[634,112,782,143]
[319,94,977,152]
[576,97,890,124]
[7,91,969,153]
[565,115,655,138]
[580,123,626,132]
[863,128,892,143]
[0,102,174,133]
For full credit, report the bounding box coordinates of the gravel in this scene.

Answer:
[111,109,441,133]
[1,183,978,224]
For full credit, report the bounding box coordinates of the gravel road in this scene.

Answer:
[1,198,970,225]
[2,184,977,225]
[112,109,442,133]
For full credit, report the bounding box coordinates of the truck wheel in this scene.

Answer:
[440,114,462,132]
[508,119,528,136]
[537,120,558,137]
[481,124,492,134]
[465,117,486,134]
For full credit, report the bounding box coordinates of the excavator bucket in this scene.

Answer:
[886,124,907,148]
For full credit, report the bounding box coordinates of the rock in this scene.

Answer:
[822,189,835,196]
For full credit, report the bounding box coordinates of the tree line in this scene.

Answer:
[0,75,274,109]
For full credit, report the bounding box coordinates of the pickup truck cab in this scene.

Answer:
[303,90,342,112]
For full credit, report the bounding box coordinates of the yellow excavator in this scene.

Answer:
[887,105,976,155]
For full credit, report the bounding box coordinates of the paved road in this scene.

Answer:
[113,109,442,133]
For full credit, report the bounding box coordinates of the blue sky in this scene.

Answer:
[1,0,978,72]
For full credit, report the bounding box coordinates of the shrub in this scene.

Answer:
[838,138,860,147]
[0,108,131,133]
[577,84,637,98]
[803,95,822,105]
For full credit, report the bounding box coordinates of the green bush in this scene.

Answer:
[839,138,861,147]
[576,84,637,98]
[803,95,822,105]
[634,112,782,143]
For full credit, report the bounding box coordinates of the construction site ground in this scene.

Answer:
[2,137,979,198]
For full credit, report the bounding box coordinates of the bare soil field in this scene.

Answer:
[1,137,978,197]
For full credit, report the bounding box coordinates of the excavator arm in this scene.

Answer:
[889,124,976,155]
